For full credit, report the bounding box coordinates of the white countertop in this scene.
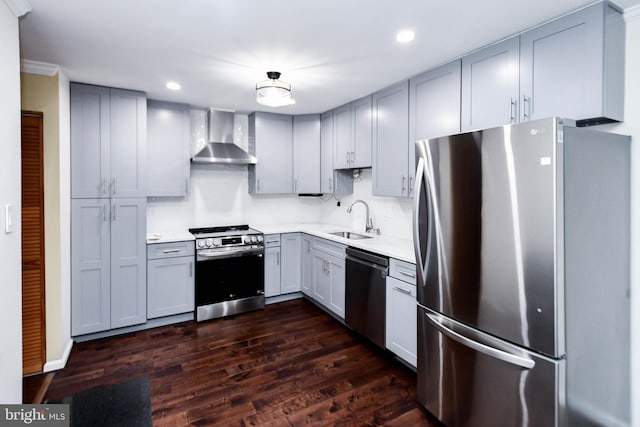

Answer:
[146,231,195,244]
[146,224,415,264]
[254,223,415,264]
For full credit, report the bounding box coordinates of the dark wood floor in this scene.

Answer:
[44,298,439,426]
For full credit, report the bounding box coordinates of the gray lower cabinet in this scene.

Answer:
[519,1,624,125]
[248,112,293,194]
[461,37,520,132]
[147,241,195,319]
[71,198,147,336]
[71,83,147,199]
[310,238,346,319]
[372,80,410,197]
[385,258,417,367]
[301,234,313,296]
[281,233,302,294]
[293,115,320,194]
[146,100,190,197]
[265,233,302,297]
[409,60,461,198]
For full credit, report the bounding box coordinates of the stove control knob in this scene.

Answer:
[197,240,205,248]
[243,236,252,244]
[212,239,221,247]
[205,238,213,248]
[250,235,257,244]
[257,235,263,243]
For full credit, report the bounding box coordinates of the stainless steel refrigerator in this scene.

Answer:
[413,118,630,427]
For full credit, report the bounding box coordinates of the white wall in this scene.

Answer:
[0,0,23,403]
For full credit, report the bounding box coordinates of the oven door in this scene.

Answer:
[195,247,264,307]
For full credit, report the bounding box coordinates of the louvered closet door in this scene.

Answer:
[21,111,46,375]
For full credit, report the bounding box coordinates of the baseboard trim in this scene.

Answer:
[43,339,73,372]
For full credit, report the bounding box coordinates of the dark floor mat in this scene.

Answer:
[52,376,151,427]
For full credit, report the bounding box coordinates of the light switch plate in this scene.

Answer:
[5,204,13,234]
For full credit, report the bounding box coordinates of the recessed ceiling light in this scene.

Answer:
[166,81,181,90]
[396,30,415,43]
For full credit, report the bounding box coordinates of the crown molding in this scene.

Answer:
[4,0,32,18]
[624,4,640,22]
[21,60,59,76]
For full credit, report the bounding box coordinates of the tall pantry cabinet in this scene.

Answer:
[70,83,147,336]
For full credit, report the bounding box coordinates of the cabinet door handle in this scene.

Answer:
[510,98,517,122]
[401,176,406,194]
[408,176,413,197]
[111,203,116,221]
[257,179,261,193]
[101,177,107,195]
[346,151,350,164]
[399,270,416,278]
[394,286,413,296]
[111,178,116,196]
[350,151,355,164]
[277,252,280,266]
[189,262,193,277]
[329,178,333,192]
[522,95,530,120]
[103,204,108,222]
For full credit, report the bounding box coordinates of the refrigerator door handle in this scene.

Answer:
[424,311,535,370]
[413,157,428,287]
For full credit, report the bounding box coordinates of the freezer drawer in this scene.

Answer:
[418,306,564,427]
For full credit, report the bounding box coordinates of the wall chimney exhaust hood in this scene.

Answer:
[191,109,257,165]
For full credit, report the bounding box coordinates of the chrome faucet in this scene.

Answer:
[347,199,379,234]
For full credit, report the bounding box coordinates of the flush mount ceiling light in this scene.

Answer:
[256,71,296,107]
[396,29,415,43]
[166,81,181,90]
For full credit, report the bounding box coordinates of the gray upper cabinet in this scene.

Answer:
[333,95,373,169]
[248,112,293,194]
[147,100,190,197]
[293,115,321,194]
[71,199,111,336]
[409,60,461,197]
[519,1,624,125]
[71,83,146,199]
[320,111,335,193]
[372,81,409,197]
[71,84,110,199]
[461,37,520,132]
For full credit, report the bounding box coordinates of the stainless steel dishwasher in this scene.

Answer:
[345,246,389,349]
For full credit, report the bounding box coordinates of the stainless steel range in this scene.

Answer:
[189,225,265,322]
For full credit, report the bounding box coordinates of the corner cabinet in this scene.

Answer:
[372,80,410,197]
[71,198,147,335]
[147,241,195,319]
[333,95,372,169]
[146,100,190,197]
[409,60,461,198]
[248,112,293,194]
[71,83,146,199]
[293,115,321,194]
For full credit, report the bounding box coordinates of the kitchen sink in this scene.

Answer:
[327,231,373,240]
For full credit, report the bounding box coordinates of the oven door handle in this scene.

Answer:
[197,247,264,260]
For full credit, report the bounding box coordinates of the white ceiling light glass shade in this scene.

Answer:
[256,71,296,107]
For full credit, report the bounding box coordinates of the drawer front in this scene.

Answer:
[389,258,416,285]
[147,240,195,260]
[312,237,346,258]
[264,233,281,247]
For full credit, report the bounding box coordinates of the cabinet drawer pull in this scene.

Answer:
[394,286,413,296]
[162,249,182,254]
[399,271,416,278]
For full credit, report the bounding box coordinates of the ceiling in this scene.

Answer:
[18,0,640,114]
